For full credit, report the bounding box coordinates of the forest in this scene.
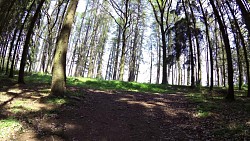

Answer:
[0,0,250,140]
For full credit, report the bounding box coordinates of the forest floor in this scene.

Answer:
[0,73,250,140]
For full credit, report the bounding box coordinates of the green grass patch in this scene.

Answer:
[9,100,36,113]
[25,73,52,84]
[67,77,174,94]
[0,118,22,139]
[44,97,68,105]
[195,103,218,118]
[187,93,206,103]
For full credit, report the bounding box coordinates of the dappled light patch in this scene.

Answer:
[6,98,55,114]
[193,110,211,118]
[0,73,249,140]
[0,94,14,103]
[7,88,23,94]
[127,101,156,108]
[0,118,23,140]
[246,121,250,126]
[155,101,166,106]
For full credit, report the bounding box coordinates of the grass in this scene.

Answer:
[10,100,34,113]
[25,72,52,84]
[67,77,173,94]
[44,97,68,105]
[0,118,22,139]
[187,89,250,137]
[1,72,250,139]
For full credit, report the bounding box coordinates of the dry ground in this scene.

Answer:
[0,80,250,140]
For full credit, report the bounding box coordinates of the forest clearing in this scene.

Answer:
[0,73,250,140]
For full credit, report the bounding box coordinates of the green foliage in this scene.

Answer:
[195,103,217,118]
[25,73,52,84]
[67,77,174,94]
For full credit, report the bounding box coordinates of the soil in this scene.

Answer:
[16,88,211,140]
[1,83,249,140]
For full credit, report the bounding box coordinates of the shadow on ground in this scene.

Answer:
[0,78,249,140]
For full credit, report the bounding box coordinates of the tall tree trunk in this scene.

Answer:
[189,1,201,86]
[198,0,213,90]
[149,43,153,83]
[5,27,19,75]
[215,26,220,87]
[226,1,250,96]
[0,38,9,71]
[113,25,121,80]
[118,28,127,81]
[210,0,234,101]
[156,29,161,84]
[128,26,139,82]
[51,0,79,96]
[18,0,45,83]
[182,0,195,88]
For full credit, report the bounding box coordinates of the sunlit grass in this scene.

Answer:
[9,100,34,113]
[8,99,46,113]
[45,97,67,105]
[0,118,22,139]
[67,77,173,94]
[25,73,52,84]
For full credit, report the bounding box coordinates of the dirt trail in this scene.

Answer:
[15,88,216,141]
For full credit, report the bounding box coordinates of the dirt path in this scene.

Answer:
[15,88,216,141]
[1,81,248,141]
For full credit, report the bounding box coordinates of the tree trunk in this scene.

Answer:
[51,0,79,96]
[210,0,234,101]
[182,0,195,88]
[226,1,250,96]
[113,25,121,80]
[18,0,45,83]
[156,28,161,84]
[189,1,201,86]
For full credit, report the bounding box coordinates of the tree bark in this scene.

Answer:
[51,0,79,96]
[226,1,250,96]
[182,0,195,88]
[210,0,235,101]
[18,0,45,83]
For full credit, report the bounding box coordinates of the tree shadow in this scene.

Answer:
[0,77,249,140]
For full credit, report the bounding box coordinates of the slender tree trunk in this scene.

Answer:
[226,1,250,96]
[182,0,195,88]
[156,29,161,84]
[198,0,213,90]
[215,27,220,87]
[149,43,153,83]
[18,0,45,83]
[113,25,121,80]
[210,0,234,101]
[118,27,127,81]
[0,38,9,71]
[5,27,19,75]
[51,0,79,96]
[189,1,201,86]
